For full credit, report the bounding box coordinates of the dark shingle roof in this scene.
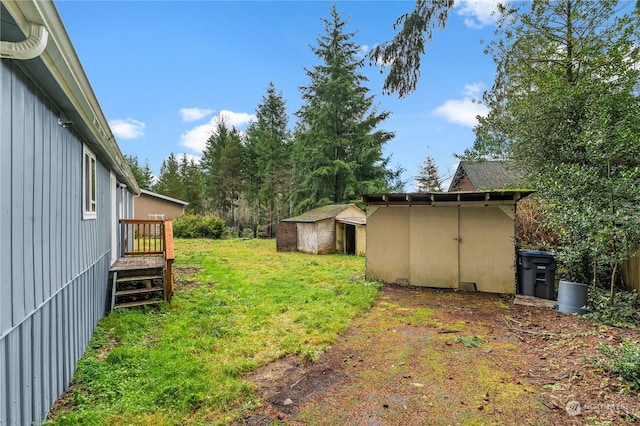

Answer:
[283,204,360,223]
[448,161,520,191]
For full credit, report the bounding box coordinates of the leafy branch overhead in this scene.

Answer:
[369,0,455,98]
[468,0,640,287]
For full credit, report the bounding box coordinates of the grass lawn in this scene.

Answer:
[45,238,379,426]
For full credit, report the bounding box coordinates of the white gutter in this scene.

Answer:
[1,0,140,194]
[0,21,48,59]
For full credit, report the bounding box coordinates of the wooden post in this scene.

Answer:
[164,220,175,300]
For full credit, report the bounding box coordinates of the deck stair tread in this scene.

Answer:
[115,286,164,296]
[111,255,168,310]
[110,256,164,272]
[113,299,164,309]
[116,275,163,283]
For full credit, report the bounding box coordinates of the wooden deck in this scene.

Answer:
[108,219,175,310]
[110,255,165,272]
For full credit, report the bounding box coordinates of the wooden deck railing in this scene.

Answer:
[164,221,175,299]
[120,219,166,256]
[119,219,175,300]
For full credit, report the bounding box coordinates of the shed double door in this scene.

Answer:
[409,206,514,292]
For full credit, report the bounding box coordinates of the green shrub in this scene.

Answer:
[454,335,484,348]
[583,287,640,328]
[172,214,226,239]
[598,339,640,390]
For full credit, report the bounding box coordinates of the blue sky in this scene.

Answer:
[55,0,500,190]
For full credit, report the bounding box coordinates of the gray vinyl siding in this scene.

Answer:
[0,59,134,425]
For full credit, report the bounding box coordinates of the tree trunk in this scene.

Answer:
[610,262,618,306]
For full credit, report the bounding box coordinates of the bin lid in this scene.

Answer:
[518,249,555,258]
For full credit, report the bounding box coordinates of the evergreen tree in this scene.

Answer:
[245,82,292,234]
[469,0,640,286]
[415,154,444,192]
[369,0,455,98]
[179,153,205,214]
[292,4,396,213]
[125,154,154,190]
[201,118,246,222]
[153,153,185,200]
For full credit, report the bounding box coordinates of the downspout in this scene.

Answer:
[0,22,48,60]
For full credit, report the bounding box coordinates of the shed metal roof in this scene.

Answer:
[362,190,535,206]
[283,204,361,223]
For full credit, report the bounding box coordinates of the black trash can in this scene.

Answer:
[517,250,556,300]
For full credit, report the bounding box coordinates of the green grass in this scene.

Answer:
[45,239,379,426]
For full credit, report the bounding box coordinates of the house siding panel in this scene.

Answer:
[1,58,13,333]
[0,58,133,425]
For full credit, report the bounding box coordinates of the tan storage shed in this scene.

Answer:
[134,189,188,221]
[277,204,366,255]
[363,191,533,294]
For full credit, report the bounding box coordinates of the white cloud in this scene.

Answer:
[218,110,255,127]
[179,107,215,122]
[455,0,500,29]
[433,83,488,128]
[180,109,256,154]
[358,44,370,58]
[461,83,484,97]
[109,118,145,139]
[179,152,201,165]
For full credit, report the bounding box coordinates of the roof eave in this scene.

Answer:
[139,189,189,206]
[3,0,140,194]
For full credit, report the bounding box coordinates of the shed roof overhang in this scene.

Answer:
[336,217,366,226]
[1,0,140,193]
[362,190,535,207]
[139,189,189,206]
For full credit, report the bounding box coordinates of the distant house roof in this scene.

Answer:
[139,189,189,206]
[448,161,520,192]
[283,204,362,223]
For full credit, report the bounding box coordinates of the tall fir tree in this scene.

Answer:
[200,117,246,222]
[179,153,205,214]
[125,154,154,190]
[415,154,444,192]
[153,153,185,200]
[292,4,396,213]
[245,82,292,233]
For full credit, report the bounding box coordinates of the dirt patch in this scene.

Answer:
[238,285,640,425]
[174,266,202,290]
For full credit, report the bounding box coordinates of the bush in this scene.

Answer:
[598,339,640,390]
[172,214,226,239]
[583,287,640,328]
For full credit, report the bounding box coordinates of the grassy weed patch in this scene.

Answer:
[45,239,377,425]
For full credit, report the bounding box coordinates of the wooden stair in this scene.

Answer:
[109,219,175,311]
[110,256,166,310]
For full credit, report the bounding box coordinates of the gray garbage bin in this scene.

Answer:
[517,250,556,299]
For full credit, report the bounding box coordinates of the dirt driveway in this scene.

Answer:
[238,285,640,425]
